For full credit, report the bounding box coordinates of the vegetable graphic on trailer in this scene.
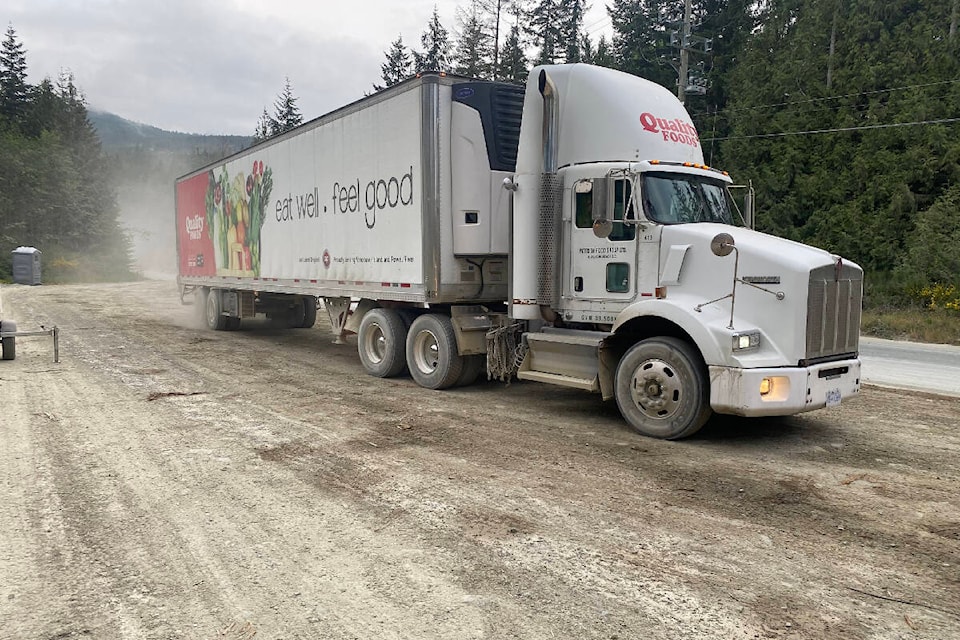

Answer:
[204,160,273,276]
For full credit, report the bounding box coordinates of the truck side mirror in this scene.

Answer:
[591,177,611,238]
[710,232,735,257]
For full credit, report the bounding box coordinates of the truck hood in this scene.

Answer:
[657,223,862,366]
[661,223,848,273]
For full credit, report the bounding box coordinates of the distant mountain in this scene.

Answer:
[88,110,251,154]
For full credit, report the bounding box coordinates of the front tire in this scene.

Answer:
[406,314,463,390]
[614,337,711,439]
[358,308,408,378]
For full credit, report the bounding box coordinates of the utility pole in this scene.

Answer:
[677,0,693,102]
[951,0,958,40]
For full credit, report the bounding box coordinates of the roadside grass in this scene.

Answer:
[861,308,960,345]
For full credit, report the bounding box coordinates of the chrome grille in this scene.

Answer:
[806,262,863,360]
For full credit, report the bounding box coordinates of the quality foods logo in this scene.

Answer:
[185,214,205,240]
[639,112,700,148]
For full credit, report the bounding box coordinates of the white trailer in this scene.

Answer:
[176,64,862,439]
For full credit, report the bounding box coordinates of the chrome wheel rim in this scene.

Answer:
[412,330,440,374]
[364,323,386,364]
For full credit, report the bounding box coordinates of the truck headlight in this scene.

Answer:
[732,331,761,351]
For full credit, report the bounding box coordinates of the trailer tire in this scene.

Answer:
[300,296,318,329]
[194,287,209,325]
[456,354,485,387]
[225,317,241,331]
[397,307,421,329]
[205,289,228,331]
[614,337,712,440]
[406,314,464,390]
[358,308,408,378]
[1,320,16,361]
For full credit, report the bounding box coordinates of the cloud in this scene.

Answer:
[10,0,387,134]
[7,0,613,135]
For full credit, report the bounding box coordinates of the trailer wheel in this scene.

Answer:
[614,337,711,440]
[300,296,318,328]
[406,314,464,390]
[205,289,228,331]
[1,320,16,361]
[194,287,209,326]
[455,354,485,387]
[358,308,408,378]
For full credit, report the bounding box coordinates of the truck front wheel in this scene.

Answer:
[358,308,408,378]
[614,337,711,439]
[406,314,464,390]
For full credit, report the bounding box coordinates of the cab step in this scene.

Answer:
[517,329,608,392]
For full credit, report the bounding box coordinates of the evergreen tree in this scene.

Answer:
[718,0,960,285]
[0,24,30,123]
[476,0,512,78]
[496,23,529,84]
[523,0,586,65]
[898,182,960,285]
[559,0,586,63]
[694,0,759,117]
[0,54,132,280]
[607,0,680,90]
[374,35,412,91]
[414,7,451,72]
[253,107,274,143]
[579,32,595,64]
[453,0,495,78]
[525,0,561,64]
[271,77,302,135]
[24,77,58,137]
[593,35,616,68]
[578,33,615,69]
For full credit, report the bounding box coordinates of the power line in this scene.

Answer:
[583,16,612,37]
[689,78,960,119]
[701,117,960,142]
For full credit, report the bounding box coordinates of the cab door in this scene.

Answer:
[564,177,638,304]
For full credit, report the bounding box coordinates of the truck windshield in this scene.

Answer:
[640,172,737,225]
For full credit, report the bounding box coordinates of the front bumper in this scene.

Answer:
[708,358,861,417]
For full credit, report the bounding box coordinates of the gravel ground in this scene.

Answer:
[1,280,958,639]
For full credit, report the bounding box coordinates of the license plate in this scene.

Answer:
[826,388,842,407]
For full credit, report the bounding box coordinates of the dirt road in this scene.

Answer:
[1,280,958,639]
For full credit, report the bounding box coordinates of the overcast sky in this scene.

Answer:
[6,1,613,136]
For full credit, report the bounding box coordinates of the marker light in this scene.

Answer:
[732,331,761,351]
[759,377,773,396]
[759,376,791,402]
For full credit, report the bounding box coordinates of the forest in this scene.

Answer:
[0,24,134,282]
[1,1,959,309]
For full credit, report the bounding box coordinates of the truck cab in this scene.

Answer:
[509,65,861,439]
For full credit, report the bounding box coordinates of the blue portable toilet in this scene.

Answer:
[11,247,42,285]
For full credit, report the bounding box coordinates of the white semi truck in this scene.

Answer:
[175,64,862,439]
